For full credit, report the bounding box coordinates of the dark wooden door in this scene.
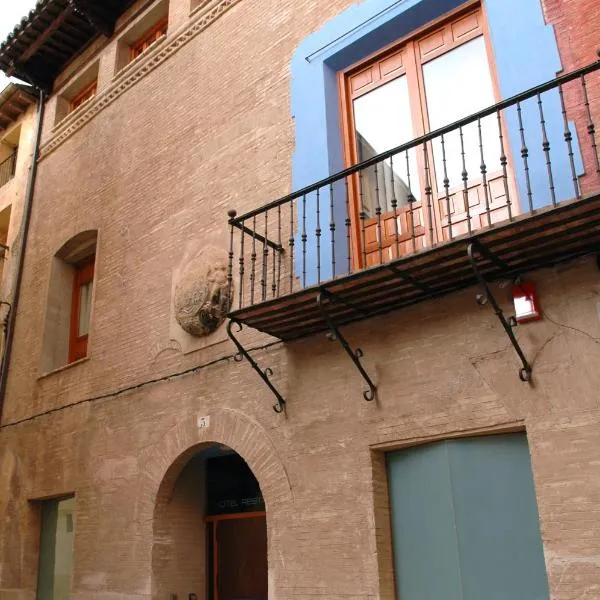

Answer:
[215,516,267,600]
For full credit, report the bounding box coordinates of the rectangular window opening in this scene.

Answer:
[55,62,100,125]
[130,17,168,61]
[69,80,98,113]
[114,0,170,73]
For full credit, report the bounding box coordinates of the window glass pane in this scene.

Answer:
[353,75,420,217]
[422,36,501,191]
[36,497,75,600]
[77,280,93,337]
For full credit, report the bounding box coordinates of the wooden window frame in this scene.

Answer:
[69,80,97,112]
[68,257,94,364]
[338,2,514,268]
[130,17,168,61]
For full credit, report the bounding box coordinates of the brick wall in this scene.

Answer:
[0,0,599,599]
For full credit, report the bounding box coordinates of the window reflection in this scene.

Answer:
[422,36,500,191]
[353,75,420,217]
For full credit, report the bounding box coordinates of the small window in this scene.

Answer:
[54,61,99,125]
[69,80,97,112]
[36,497,75,600]
[69,257,94,363]
[41,230,97,373]
[130,17,168,61]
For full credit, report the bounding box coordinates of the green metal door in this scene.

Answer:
[387,433,549,600]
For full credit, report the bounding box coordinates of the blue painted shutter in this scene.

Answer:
[387,433,550,600]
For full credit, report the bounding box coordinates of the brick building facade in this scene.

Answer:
[0,0,599,599]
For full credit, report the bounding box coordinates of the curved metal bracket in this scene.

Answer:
[467,242,532,382]
[226,320,286,413]
[317,292,377,401]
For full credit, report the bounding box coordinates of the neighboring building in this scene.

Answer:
[0,84,38,358]
[0,0,599,600]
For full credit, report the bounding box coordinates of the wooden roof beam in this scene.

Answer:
[18,6,75,63]
[2,101,24,116]
[69,0,117,37]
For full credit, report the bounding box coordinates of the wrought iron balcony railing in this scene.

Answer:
[226,60,600,342]
[0,151,16,189]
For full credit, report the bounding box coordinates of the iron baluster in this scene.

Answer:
[301,194,307,287]
[478,118,492,227]
[329,182,336,279]
[406,150,416,252]
[389,153,400,259]
[261,211,269,301]
[496,110,513,220]
[374,162,383,264]
[250,216,257,305]
[359,170,367,268]
[581,73,600,175]
[440,134,453,240]
[423,142,434,246]
[559,84,580,199]
[537,92,557,206]
[459,127,472,236]
[345,177,351,275]
[271,245,276,299]
[276,205,282,297]
[517,101,534,212]
[316,188,322,283]
[239,220,245,308]
[467,242,532,383]
[317,292,377,401]
[289,200,295,294]
[227,209,236,309]
[227,320,286,413]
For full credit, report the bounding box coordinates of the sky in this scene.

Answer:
[0,0,40,90]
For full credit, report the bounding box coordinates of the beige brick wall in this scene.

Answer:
[0,0,599,599]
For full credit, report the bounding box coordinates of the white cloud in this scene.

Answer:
[0,1,42,90]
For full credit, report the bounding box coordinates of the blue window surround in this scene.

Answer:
[291,0,582,283]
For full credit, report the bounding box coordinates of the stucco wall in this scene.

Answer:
[0,105,37,302]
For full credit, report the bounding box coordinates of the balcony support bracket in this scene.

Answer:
[467,241,532,383]
[317,291,377,401]
[227,320,286,414]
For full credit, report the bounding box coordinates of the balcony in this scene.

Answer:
[226,61,600,346]
[0,151,16,189]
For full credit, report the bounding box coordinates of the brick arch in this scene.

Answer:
[139,407,293,515]
[142,408,292,599]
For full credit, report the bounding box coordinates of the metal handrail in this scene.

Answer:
[0,151,17,188]
[230,59,600,225]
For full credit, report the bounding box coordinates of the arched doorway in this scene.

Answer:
[152,443,268,600]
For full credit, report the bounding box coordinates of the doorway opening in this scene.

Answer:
[152,444,268,600]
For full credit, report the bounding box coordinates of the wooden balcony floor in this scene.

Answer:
[228,194,600,341]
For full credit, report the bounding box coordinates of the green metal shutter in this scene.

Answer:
[387,433,550,600]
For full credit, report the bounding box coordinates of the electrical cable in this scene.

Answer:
[0,339,284,430]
